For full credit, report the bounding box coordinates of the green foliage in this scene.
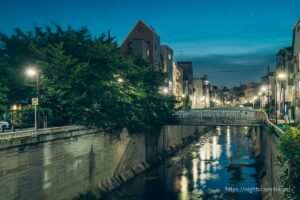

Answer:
[0,25,177,132]
[0,83,9,119]
[267,125,276,135]
[278,125,300,199]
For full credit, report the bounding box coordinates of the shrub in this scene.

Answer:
[278,125,300,199]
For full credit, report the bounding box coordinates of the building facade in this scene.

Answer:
[276,47,294,119]
[177,61,193,96]
[120,20,162,69]
[293,19,300,122]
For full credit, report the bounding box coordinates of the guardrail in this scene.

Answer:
[176,108,256,121]
[0,125,85,141]
[255,111,285,136]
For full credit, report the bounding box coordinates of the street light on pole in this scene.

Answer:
[204,80,209,108]
[252,96,258,109]
[162,87,169,95]
[26,67,39,130]
[275,72,286,124]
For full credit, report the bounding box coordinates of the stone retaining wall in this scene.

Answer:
[252,125,283,200]
[0,125,204,200]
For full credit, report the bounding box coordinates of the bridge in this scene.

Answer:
[176,107,261,126]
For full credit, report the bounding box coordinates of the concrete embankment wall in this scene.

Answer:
[0,125,204,200]
[252,125,283,200]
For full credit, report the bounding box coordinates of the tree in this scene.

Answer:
[0,25,177,132]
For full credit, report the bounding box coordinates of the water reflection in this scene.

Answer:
[104,126,259,200]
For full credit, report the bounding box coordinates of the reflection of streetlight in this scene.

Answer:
[26,67,39,130]
[275,72,287,124]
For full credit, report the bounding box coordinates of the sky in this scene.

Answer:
[1,0,300,86]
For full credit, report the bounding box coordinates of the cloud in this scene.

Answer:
[169,39,290,57]
[181,53,276,87]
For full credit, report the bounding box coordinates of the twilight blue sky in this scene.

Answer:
[1,0,300,86]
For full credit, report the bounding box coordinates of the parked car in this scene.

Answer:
[0,121,10,132]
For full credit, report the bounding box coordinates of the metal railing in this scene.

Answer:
[176,108,255,119]
[0,125,85,141]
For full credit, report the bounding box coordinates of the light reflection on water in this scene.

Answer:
[104,126,259,200]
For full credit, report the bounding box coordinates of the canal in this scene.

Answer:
[102,126,259,200]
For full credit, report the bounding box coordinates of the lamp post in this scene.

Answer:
[252,96,258,109]
[260,86,267,111]
[26,67,39,130]
[181,94,186,108]
[275,72,286,124]
[204,80,209,108]
[258,92,263,110]
[117,77,124,83]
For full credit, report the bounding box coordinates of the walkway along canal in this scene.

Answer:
[103,126,260,200]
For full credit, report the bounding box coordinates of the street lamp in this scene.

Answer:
[204,80,209,108]
[258,92,263,110]
[252,96,258,109]
[26,67,39,130]
[162,87,169,95]
[117,77,124,83]
[275,72,286,124]
[260,86,267,93]
[260,86,267,110]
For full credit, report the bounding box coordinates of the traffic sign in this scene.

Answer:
[32,98,39,106]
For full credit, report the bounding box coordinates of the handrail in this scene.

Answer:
[0,125,86,141]
[255,111,285,136]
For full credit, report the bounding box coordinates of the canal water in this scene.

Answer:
[103,126,259,200]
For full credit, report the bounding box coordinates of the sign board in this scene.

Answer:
[32,98,39,106]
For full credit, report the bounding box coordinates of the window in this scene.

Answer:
[128,42,132,49]
[297,26,300,32]
[168,53,171,60]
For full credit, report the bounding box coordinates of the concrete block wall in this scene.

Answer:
[254,126,283,200]
[0,125,203,200]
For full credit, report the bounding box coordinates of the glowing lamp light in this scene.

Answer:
[252,96,258,102]
[117,77,124,83]
[277,72,286,80]
[26,68,37,77]
[260,86,267,92]
[11,104,18,111]
[162,87,169,94]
